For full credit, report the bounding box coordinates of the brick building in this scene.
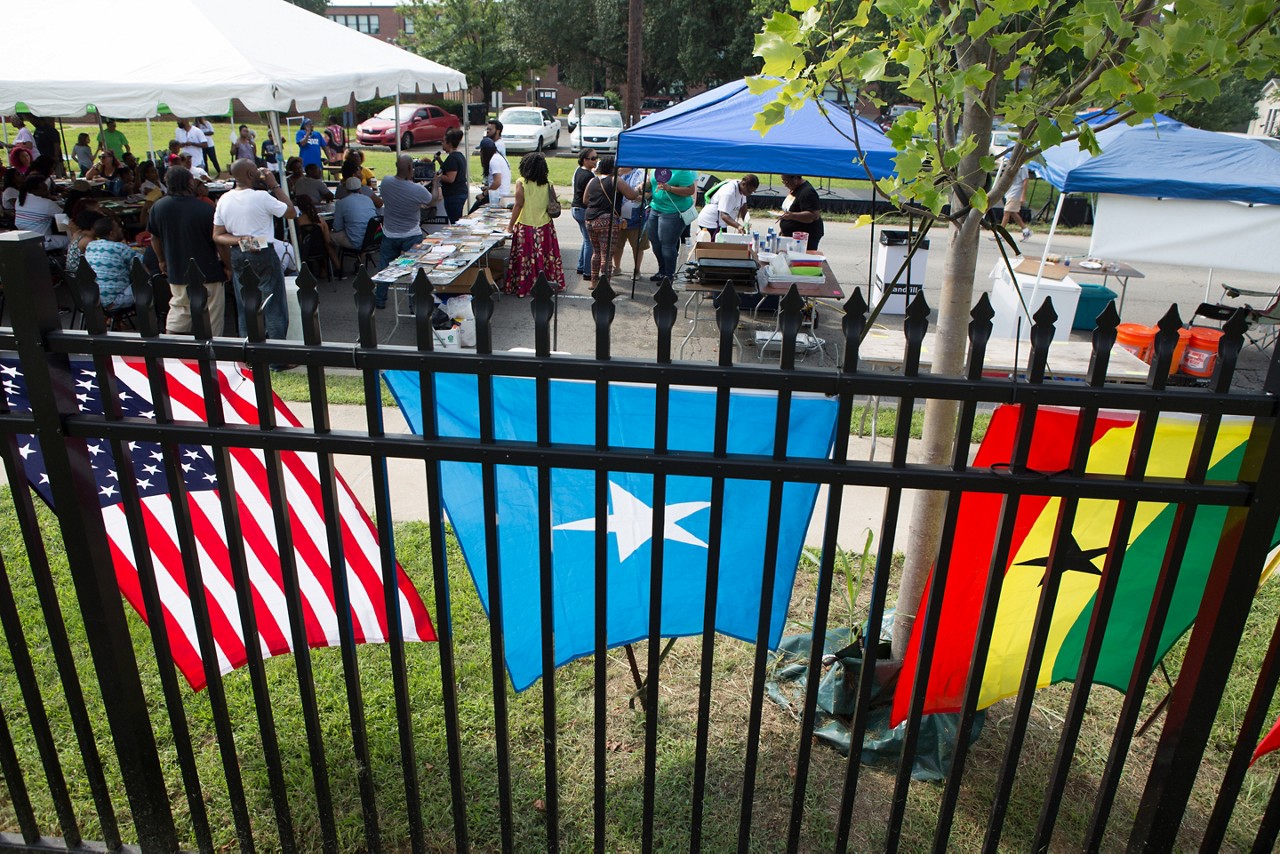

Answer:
[325,1,415,44]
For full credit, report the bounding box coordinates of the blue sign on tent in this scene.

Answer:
[384,372,839,690]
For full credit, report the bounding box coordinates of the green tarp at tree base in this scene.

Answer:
[765,619,984,782]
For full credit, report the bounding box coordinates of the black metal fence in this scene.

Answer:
[1,227,1280,852]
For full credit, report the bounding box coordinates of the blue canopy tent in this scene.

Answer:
[1037,114,1280,205]
[616,79,897,179]
[1029,113,1280,294]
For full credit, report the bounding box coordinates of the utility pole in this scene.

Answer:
[625,0,643,126]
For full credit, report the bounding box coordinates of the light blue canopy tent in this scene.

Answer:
[1036,113,1280,205]
[1030,112,1280,286]
[616,79,898,179]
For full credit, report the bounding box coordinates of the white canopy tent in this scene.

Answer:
[0,0,465,255]
[0,0,466,118]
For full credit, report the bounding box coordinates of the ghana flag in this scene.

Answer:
[892,404,1276,726]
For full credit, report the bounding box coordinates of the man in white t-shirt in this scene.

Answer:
[9,115,39,158]
[487,149,514,205]
[695,174,759,241]
[213,158,297,358]
[485,120,506,157]
[175,119,208,169]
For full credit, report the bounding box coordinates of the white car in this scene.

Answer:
[571,109,624,154]
[566,95,610,131]
[498,107,561,153]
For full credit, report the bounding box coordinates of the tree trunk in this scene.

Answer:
[625,0,643,126]
[890,96,996,660]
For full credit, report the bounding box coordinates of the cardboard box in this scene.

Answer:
[1012,257,1070,280]
[693,241,755,262]
[433,325,464,350]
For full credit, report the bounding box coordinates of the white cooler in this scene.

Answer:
[989,270,1080,343]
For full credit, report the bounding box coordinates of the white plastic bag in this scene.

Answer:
[444,294,474,321]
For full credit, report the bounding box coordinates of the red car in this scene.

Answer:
[356,104,460,149]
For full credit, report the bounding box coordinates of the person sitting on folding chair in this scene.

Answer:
[332,177,378,253]
[82,218,138,312]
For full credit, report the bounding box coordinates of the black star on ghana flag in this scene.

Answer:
[1017,532,1109,586]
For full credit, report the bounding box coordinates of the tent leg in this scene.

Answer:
[1205,267,1214,305]
[394,92,401,160]
[94,109,105,157]
[269,112,302,262]
[1033,193,1067,288]
[868,183,877,292]
[1,115,7,147]
[146,117,155,164]
[632,168,648,301]
[56,118,70,178]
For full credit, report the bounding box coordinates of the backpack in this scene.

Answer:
[325,125,346,151]
[701,179,732,207]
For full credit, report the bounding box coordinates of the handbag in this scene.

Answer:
[546,181,561,218]
[679,202,699,226]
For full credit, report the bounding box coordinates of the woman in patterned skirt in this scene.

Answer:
[583,155,640,287]
[505,152,565,296]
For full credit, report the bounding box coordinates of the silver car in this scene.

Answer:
[571,109,624,154]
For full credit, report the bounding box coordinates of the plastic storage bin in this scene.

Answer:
[990,272,1081,343]
[1072,282,1118,330]
[875,230,930,285]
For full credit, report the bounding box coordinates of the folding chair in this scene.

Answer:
[337,217,383,278]
[1191,283,1280,352]
[297,223,333,281]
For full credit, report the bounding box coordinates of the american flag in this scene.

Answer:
[3,356,436,690]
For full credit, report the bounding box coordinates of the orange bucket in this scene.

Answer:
[1115,323,1156,362]
[1181,327,1225,377]
[1167,328,1192,375]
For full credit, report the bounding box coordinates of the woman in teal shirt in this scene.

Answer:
[645,168,696,284]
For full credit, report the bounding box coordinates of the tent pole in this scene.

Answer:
[94,108,105,157]
[1,114,8,147]
[146,117,155,163]
[461,88,469,148]
[867,183,877,290]
[57,118,70,178]
[633,168,649,301]
[269,111,302,262]
[1034,192,1066,288]
[394,92,401,160]
[1205,267,1214,304]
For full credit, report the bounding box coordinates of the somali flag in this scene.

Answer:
[384,372,839,690]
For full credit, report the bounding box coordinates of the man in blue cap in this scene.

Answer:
[295,118,326,171]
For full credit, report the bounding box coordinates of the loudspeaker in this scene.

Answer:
[1059,196,1093,227]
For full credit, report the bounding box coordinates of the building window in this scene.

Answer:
[402,16,414,34]
[328,14,380,34]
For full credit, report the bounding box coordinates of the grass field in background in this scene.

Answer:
[48,118,1065,226]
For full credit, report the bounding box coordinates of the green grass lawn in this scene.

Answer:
[1,466,1279,851]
